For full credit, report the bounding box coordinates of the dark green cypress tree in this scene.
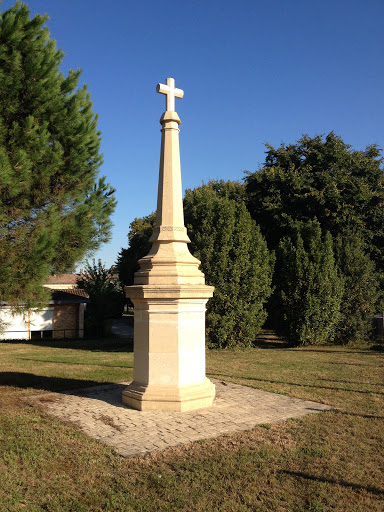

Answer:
[77,260,124,337]
[116,213,156,287]
[184,183,274,348]
[245,133,384,272]
[276,220,344,346]
[0,3,116,306]
[334,230,381,343]
[117,181,274,348]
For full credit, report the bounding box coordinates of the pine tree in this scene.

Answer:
[0,3,116,306]
[276,220,344,346]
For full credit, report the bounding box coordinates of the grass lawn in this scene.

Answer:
[0,334,383,511]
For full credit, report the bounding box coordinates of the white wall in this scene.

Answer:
[29,308,53,331]
[0,307,53,340]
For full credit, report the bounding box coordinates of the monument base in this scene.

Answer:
[122,377,215,412]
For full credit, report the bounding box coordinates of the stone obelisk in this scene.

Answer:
[122,78,215,412]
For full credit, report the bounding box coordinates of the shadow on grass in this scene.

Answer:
[280,469,384,496]
[253,331,383,353]
[324,361,384,367]
[370,344,384,352]
[16,358,133,369]
[0,372,108,392]
[0,336,133,353]
[0,373,132,410]
[294,348,384,355]
[318,377,382,385]
[332,409,384,421]
[253,334,290,349]
[208,373,384,395]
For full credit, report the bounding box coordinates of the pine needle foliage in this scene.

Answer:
[0,3,116,306]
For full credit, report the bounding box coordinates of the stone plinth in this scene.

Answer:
[122,285,214,411]
[122,78,215,411]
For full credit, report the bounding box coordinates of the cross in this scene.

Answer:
[156,77,184,112]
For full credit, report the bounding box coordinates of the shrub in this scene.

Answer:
[275,220,343,346]
[184,183,274,348]
[334,230,381,343]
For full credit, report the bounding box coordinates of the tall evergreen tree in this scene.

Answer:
[116,213,156,287]
[77,260,124,337]
[117,181,274,348]
[334,230,381,343]
[202,179,247,202]
[245,133,383,343]
[184,184,274,348]
[245,133,384,271]
[276,220,344,346]
[115,181,247,288]
[0,3,116,306]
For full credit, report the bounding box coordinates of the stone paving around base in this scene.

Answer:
[26,380,332,458]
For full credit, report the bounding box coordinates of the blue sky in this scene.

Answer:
[2,0,383,269]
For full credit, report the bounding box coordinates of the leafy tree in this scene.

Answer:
[184,184,274,348]
[116,181,246,288]
[245,133,384,343]
[276,220,344,346]
[202,179,247,202]
[245,133,384,270]
[334,230,381,343]
[116,213,156,287]
[117,181,274,348]
[77,259,124,337]
[0,3,116,307]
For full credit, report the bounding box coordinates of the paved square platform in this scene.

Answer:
[27,379,332,458]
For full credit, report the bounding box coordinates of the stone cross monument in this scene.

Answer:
[122,78,215,411]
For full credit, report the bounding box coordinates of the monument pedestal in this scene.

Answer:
[122,78,215,411]
[122,285,215,411]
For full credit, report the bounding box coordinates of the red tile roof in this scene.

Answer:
[45,274,80,284]
[55,288,89,298]
[50,289,90,303]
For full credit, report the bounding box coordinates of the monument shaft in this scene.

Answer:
[122,78,215,411]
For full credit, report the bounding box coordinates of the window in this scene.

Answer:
[30,330,53,340]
